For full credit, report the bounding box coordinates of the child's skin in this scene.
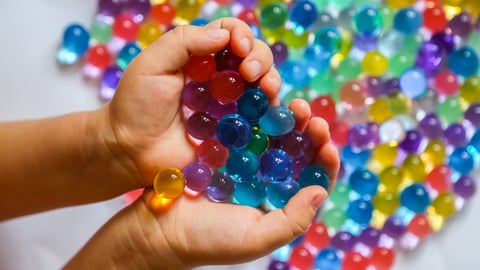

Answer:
[0,18,339,269]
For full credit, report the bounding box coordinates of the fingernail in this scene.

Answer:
[207,29,229,40]
[269,73,281,90]
[240,37,251,54]
[311,192,325,209]
[248,60,262,80]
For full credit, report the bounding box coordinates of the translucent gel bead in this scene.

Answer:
[444,123,467,146]
[370,247,395,270]
[399,68,427,99]
[342,252,368,270]
[448,146,474,174]
[448,12,473,38]
[100,66,123,101]
[226,150,259,180]
[211,6,233,20]
[460,76,480,104]
[57,24,90,65]
[289,244,314,270]
[289,0,319,33]
[313,26,342,54]
[279,60,310,88]
[214,47,242,72]
[362,51,389,76]
[210,70,245,104]
[270,42,288,66]
[176,0,203,21]
[430,32,455,54]
[277,130,308,159]
[150,2,176,26]
[407,214,431,239]
[454,175,476,199]
[423,5,448,33]
[266,178,299,208]
[418,113,443,139]
[338,57,362,80]
[117,43,141,70]
[349,168,379,199]
[358,226,381,248]
[260,149,294,182]
[449,47,479,77]
[373,192,399,216]
[400,183,431,213]
[354,34,378,52]
[393,7,423,35]
[378,118,405,144]
[90,19,112,44]
[153,168,185,199]
[208,100,237,120]
[353,6,384,37]
[233,176,266,207]
[217,114,252,150]
[422,139,447,167]
[347,199,374,225]
[402,154,427,181]
[207,172,235,202]
[438,96,463,124]
[123,0,151,18]
[195,139,229,169]
[268,260,289,270]
[365,76,384,98]
[373,143,398,167]
[137,22,162,49]
[186,112,217,140]
[98,0,123,17]
[434,70,460,97]
[322,207,347,230]
[183,161,212,192]
[466,103,480,127]
[314,10,335,30]
[260,2,288,30]
[415,41,443,77]
[399,130,422,153]
[379,166,403,193]
[387,92,412,115]
[431,192,456,218]
[259,106,295,136]
[382,78,400,96]
[340,80,368,110]
[341,145,371,167]
[238,8,259,25]
[304,222,330,250]
[237,89,268,121]
[314,248,341,270]
[298,165,330,190]
[382,216,406,239]
[112,15,139,41]
[311,95,337,125]
[328,183,351,207]
[388,51,415,77]
[86,45,111,70]
[331,231,356,252]
[185,55,216,82]
[426,165,452,193]
[182,81,212,112]
[385,0,415,9]
[330,121,350,147]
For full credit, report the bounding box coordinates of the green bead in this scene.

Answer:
[312,0,329,9]
[379,4,394,30]
[246,127,269,155]
[310,71,334,95]
[404,33,424,52]
[260,2,289,30]
[283,88,309,106]
[470,32,480,54]
[438,96,463,124]
[328,183,350,207]
[338,57,362,80]
[389,51,415,77]
[90,19,112,44]
[322,207,347,229]
[284,29,309,49]
[210,6,233,20]
[329,0,354,11]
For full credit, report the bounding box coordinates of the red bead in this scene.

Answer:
[150,3,176,26]
[434,70,459,96]
[289,244,314,270]
[370,247,395,270]
[238,9,260,25]
[343,252,368,270]
[426,164,452,193]
[423,5,448,33]
[304,222,330,250]
[185,112,218,140]
[210,70,245,104]
[407,214,432,239]
[112,14,140,41]
[310,95,337,125]
[195,139,229,168]
[330,121,350,146]
[86,44,111,69]
[185,55,217,82]
[215,0,233,4]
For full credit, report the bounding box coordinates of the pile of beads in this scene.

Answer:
[56,0,480,269]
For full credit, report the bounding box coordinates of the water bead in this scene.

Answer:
[57,24,90,65]
[207,100,237,120]
[407,214,431,239]
[337,6,356,32]
[449,47,480,77]
[226,150,259,180]
[210,70,245,104]
[422,139,447,167]
[215,47,242,72]
[385,0,415,9]
[341,145,371,168]
[415,41,444,76]
[176,0,203,21]
[465,103,480,127]
[311,95,337,125]
[182,81,212,112]
[400,183,431,213]
[211,5,233,20]
[370,247,395,270]
[338,57,362,80]
[353,6,384,37]
[86,44,111,70]
[393,7,423,35]
[195,139,229,169]
[426,165,453,193]
[460,75,480,104]
[260,149,294,182]
[347,124,372,149]
[454,175,477,199]
[418,113,443,139]
[329,0,353,11]
[357,226,380,248]
[289,0,318,33]
[373,143,398,167]
[399,68,428,99]
[150,2,176,26]
[98,0,123,17]
[112,14,140,41]
[117,43,141,70]
[383,216,406,240]
[449,146,475,174]
[399,130,422,153]
[259,106,295,136]
[269,42,288,66]
[444,123,467,146]
[238,8,260,25]
[237,89,268,121]
[423,5,448,33]
[260,2,288,30]
[431,192,456,218]
[279,60,310,88]
[448,12,473,38]
[298,165,330,190]
[373,192,400,216]
[378,118,406,144]
[328,183,351,207]
[233,176,266,207]
[330,121,350,146]
[153,168,185,199]
[379,166,403,193]
[314,10,335,30]
[389,51,415,77]
[387,92,412,115]
[183,161,212,192]
[289,245,314,270]
[267,260,289,270]
[342,252,368,270]
[185,55,217,82]
[206,172,235,202]
[402,154,427,181]
[266,178,299,208]
[340,80,368,110]
[430,32,455,54]
[313,26,342,54]
[354,34,379,52]
[277,130,308,159]
[322,207,347,230]
[90,19,112,44]
[186,112,217,140]
[123,0,151,19]
[361,51,389,76]
[100,65,123,101]
[382,78,400,96]
[349,168,379,199]
[304,222,330,250]
[433,70,460,96]
[347,199,374,225]
[331,231,356,252]
[314,248,341,270]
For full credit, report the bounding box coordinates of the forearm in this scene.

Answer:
[0,107,141,220]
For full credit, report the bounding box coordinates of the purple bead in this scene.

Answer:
[448,12,473,38]
[367,122,380,146]
[331,231,356,252]
[270,42,289,66]
[399,130,423,153]
[454,175,476,199]
[365,76,384,98]
[237,0,258,8]
[465,103,480,127]
[278,130,308,159]
[98,0,123,17]
[444,123,467,146]
[418,113,443,139]
[382,216,406,239]
[207,100,238,119]
[358,227,380,248]
[185,112,217,140]
[123,0,151,18]
[100,65,123,101]
[430,32,456,53]
[183,161,212,192]
[354,34,378,51]
[348,124,372,149]
[415,41,445,76]
[182,81,212,112]
[207,172,235,202]
[292,157,307,180]
[268,260,290,270]
[383,78,400,95]
[215,48,242,71]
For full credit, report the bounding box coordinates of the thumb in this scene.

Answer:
[132,25,230,75]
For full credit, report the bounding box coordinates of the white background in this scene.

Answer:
[0,1,478,269]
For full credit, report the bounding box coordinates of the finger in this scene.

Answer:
[131,24,230,75]
[259,67,281,106]
[239,39,274,82]
[205,17,254,58]
[314,142,340,192]
[306,117,331,147]
[247,186,328,251]
[289,98,312,131]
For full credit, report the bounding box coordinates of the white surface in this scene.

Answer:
[0,1,479,269]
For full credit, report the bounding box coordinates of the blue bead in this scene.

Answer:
[233,176,266,207]
[314,248,341,270]
[298,165,330,190]
[393,8,423,34]
[237,88,269,121]
[226,150,259,181]
[57,23,90,65]
[266,178,299,209]
[470,129,480,151]
[353,6,383,37]
[399,183,431,213]
[259,106,295,136]
[304,45,332,72]
[449,47,479,77]
[449,146,474,174]
[399,67,428,99]
[349,168,379,199]
[217,114,252,150]
[314,26,342,54]
[117,43,142,70]
[278,60,311,88]
[190,18,209,26]
[341,145,371,167]
[260,149,294,182]
[289,0,318,33]
[347,199,373,225]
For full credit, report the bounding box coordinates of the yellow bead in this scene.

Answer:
[386,92,412,115]
[460,76,480,104]
[402,154,427,182]
[426,211,445,232]
[284,29,309,49]
[373,142,398,166]
[372,191,400,215]
[379,166,404,192]
[371,210,388,229]
[137,22,162,49]
[431,192,457,218]
[362,51,389,76]
[176,0,205,22]
[421,139,447,168]
[386,0,415,9]
[369,98,393,123]
[153,168,185,199]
